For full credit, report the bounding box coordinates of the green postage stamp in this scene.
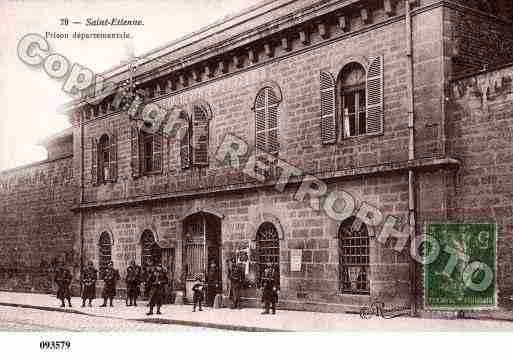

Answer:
[424,223,497,310]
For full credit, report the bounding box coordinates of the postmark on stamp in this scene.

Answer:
[424,223,497,310]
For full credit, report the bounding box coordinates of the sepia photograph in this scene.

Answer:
[0,0,513,357]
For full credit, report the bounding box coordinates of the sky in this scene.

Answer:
[0,0,261,171]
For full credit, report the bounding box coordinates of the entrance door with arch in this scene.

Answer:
[182,213,222,301]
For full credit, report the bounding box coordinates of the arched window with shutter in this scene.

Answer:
[98,134,110,183]
[191,103,211,167]
[254,86,281,178]
[180,101,212,169]
[93,133,118,185]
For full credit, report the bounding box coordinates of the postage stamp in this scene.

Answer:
[424,223,497,310]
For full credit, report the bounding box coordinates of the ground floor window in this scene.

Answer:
[339,217,370,294]
[255,222,280,286]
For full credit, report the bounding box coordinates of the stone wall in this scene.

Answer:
[0,156,77,293]
[446,64,513,307]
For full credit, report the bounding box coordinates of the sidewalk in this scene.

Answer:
[2,291,513,331]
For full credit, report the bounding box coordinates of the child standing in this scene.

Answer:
[192,277,204,312]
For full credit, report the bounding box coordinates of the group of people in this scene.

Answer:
[54,257,280,315]
[54,260,169,316]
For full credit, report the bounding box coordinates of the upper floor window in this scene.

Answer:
[340,62,367,137]
[131,126,163,178]
[319,57,383,144]
[181,102,211,170]
[91,132,117,186]
[254,86,281,178]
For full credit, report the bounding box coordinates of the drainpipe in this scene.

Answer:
[79,110,85,289]
[405,0,417,317]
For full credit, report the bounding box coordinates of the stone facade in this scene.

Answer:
[2,0,513,313]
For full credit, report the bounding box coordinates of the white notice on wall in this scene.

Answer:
[290,249,302,272]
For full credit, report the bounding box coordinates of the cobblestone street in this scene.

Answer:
[0,306,223,332]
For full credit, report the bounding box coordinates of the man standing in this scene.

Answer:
[261,264,279,315]
[55,263,72,308]
[125,260,141,306]
[229,258,244,309]
[146,265,168,315]
[206,261,220,307]
[81,261,97,307]
[100,261,120,307]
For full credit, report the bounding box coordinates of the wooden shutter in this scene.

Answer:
[366,56,384,134]
[91,137,98,186]
[192,105,209,166]
[180,120,191,170]
[152,129,163,173]
[254,88,279,178]
[130,126,141,178]
[109,131,118,182]
[320,70,337,144]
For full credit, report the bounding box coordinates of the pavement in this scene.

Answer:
[2,291,513,331]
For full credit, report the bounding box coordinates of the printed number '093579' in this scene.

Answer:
[40,341,71,350]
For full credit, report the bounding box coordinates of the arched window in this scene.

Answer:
[320,57,383,144]
[180,102,211,169]
[339,217,370,294]
[99,231,112,277]
[98,134,110,183]
[141,230,161,268]
[130,127,163,177]
[91,132,117,185]
[339,62,367,137]
[255,222,280,286]
[254,87,280,178]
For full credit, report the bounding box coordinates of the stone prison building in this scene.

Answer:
[1,0,513,314]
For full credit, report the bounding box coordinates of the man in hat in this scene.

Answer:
[206,261,220,307]
[81,261,98,307]
[228,257,244,309]
[100,261,120,307]
[55,263,72,307]
[146,265,168,315]
[260,264,279,315]
[125,260,141,306]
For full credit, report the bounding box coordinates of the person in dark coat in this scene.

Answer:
[142,261,155,302]
[55,264,72,307]
[206,262,220,307]
[229,258,244,309]
[81,261,97,307]
[146,265,168,315]
[192,276,205,312]
[125,260,141,306]
[100,261,120,307]
[261,264,279,315]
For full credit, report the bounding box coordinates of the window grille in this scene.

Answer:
[339,217,370,294]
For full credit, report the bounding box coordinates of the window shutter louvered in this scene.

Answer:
[109,131,118,182]
[192,105,209,166]
[180,120,191,170]
[320,71,337,144]
[130,126,141,178]
[152,130,163,173]
[366,56,384,134]
[254,87,280,178]
[91,137,98,186]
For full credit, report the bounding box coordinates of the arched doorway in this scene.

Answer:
[338,216,370,295]
[182,212,222,301]
[255,222,280,286]
[141,230,161,268]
